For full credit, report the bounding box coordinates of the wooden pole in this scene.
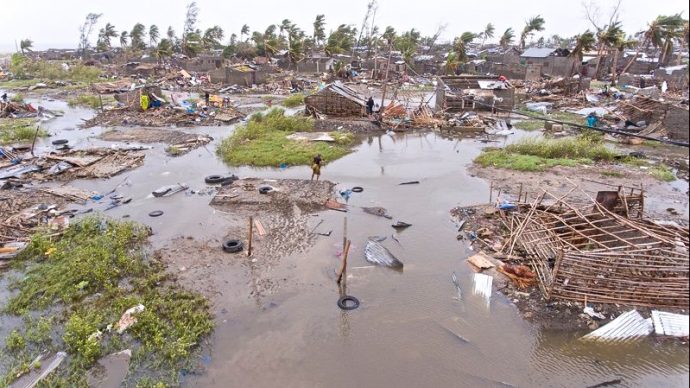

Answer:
[99,94,104,113]
[337,240,351,284]
[343,216,347,252]
[489,180,493,203]
[30,125,41,156]
[518,183,523,203]
[247,216,254,257]
[379,41,394,110]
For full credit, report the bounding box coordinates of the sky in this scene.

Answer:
[1,0,688,52]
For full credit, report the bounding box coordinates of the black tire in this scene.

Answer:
[258,186,273,194]
[52,139,69,145]
[222,239,244,253]
[205,175,225,184]
[351,186,364,193]
[148,210,164,217]
[337,295,360,310]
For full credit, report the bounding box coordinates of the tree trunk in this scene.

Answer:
[621,37,648,74]
[593,43,605,80]
[611,49,619,85]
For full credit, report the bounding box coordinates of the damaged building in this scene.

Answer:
[435,75,515,113]
[304,81,368,117]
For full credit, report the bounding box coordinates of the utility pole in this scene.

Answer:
[380,40,393,110]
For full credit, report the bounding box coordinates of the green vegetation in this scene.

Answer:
[650,164,676,182]
[67,94,102,109]
[165,145,183,156]
[9,93,24,103]
[0,216,213,386]
[474,135,618,172]
[0,118,48,145]
[515,106,588,127]
[513,120,544,131]
[7,54,102,83]
[216,108,356,167]
[281,93,305,108]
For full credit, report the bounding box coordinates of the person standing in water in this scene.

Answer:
[311,154,322,181]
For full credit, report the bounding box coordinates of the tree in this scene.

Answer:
[499,28,514,49]
[325,24,357,56]
[167,26,176,40]
[568,30,596,76]
[382,26,396,45]
[611,35,637,84]
[313,15,326,46]
[592,21,623,79]
[130,23,147,51]
[182,1,200,56]
[120,31,129,48]
[453,32,477,63]
[423,23,447,54]
[445,51,459,75]
[155,38,173,62]
[96,23,118,52]
[149,25,160,47]
[395,29,421,65]
[240,24,250,41]
[19,39,33,54]
[480,23,495,48]
[78,13,102,56]
[285,23,306,64]
[203,26,225,49]
[520,15,545,49]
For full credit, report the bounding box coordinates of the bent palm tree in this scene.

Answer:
[520,15,545,49]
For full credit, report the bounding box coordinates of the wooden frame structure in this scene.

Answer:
[502,188,688,308]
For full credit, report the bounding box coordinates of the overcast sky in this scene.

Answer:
[1,0,688,52]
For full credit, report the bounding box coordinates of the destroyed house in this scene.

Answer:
[304,82,367,117]
[520,47,577,77]
[435,75,515,113]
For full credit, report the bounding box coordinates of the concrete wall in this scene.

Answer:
[653,68,689,91]
[522,56,577,77]
[490,63,526,80]
[663,105,690,141]
[525,64,541,81]
[208,68,274,85]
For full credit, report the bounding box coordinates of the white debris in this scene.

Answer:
[582,310,653,342]
[651,311,689,337]
[115,304,145,334]
[472,273,493,305]
[584,306,606,320]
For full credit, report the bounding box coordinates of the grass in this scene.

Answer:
[515,106,588,127]
[67,94,102,109]
[474,135,619,172]
[0,216,213,386]
[281,93,305,108]
[216,108,356,167]
[513,120,544,131]
[165,146,183,156]
[9,93,24,103]
[600,170,625,178]
[650,165,676,182]
[0,118,48,145]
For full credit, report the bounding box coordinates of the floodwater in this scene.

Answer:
[2,97,688,387]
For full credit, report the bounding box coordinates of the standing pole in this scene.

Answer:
[337,240,351,284]
[98,94,104,113]
[30,125,41,156]
[342,216,348,252]
[247,216,254,257]
[379,41,393,110]
[489,180,493,203]
[518,183,523,203]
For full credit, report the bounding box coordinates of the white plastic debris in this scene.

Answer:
[584,306,606,320]
[582,310,653,342]
[472,273,493,305]
[651,311,689,337]
[115,304,145,334]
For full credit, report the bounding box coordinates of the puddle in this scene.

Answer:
[1,103,687,387]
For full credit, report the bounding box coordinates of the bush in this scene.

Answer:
[5,330,26,353]
[67,94,101,109]
[505,136,618,161]
[281,93,305,107]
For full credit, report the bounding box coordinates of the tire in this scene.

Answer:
[148,210,164,217]
[51,139,69,145]
[351,186,364,193]
[222,239,244,253]
[258,186,273,194]
[205,175,225,184]
[337,295,360,310]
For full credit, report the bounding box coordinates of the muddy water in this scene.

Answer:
[4,102,688,387]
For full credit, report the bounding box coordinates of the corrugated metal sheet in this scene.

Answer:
[521,47,557,58]
[652,311,689,337]
[582,310,653,342]
[472,273,492,302]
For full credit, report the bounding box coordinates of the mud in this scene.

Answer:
[99,128,212,156]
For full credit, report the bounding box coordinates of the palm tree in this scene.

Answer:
[313,15,326,46]
[658,17,687,66]
[592,21,623,80]
[167,26,176,40]
[445,51,459,75]
[480,23,495,49]
[130,23,146,51]
[568,30,596,76]
[453,32,477,63]
[149,25,160,47]
[499,28,514,49]
[621,14,682,73]
[120,31,129,48]
[203,26,224,49]
[611,36,637,84]
[19,39,33,53]
[240,24,250,41]
[155,38,173,62]
[520,15,545,49]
